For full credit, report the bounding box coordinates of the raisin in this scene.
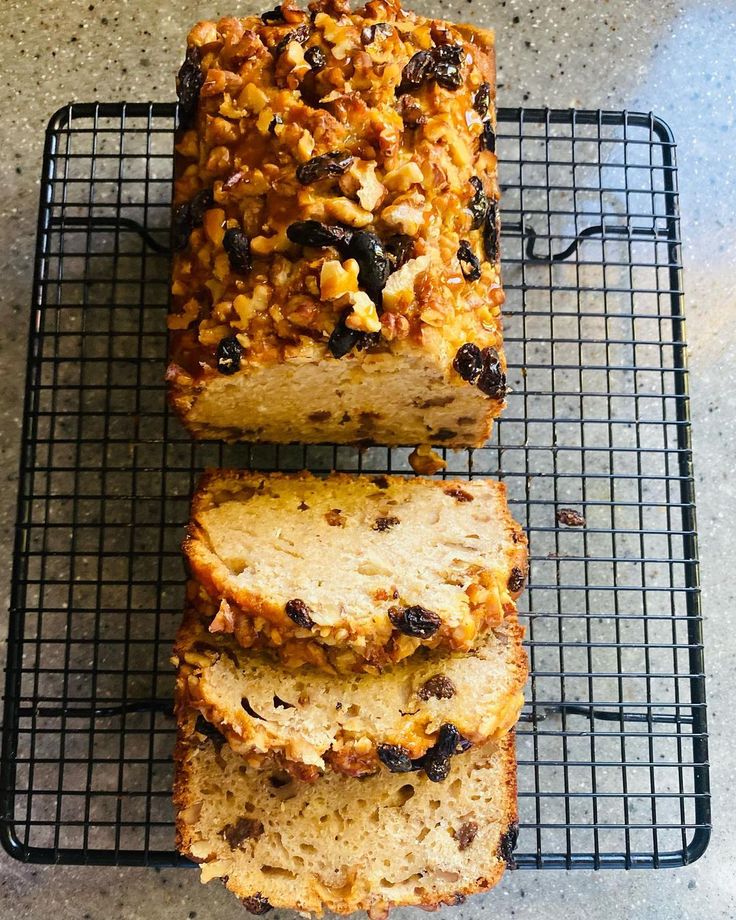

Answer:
[222,817,264,848]
[171,202,193,252]
[434,60,462,90]
[395,50,435,96]
[480,120,496,153]
[344,230,391,302]
[444,486,474,502]
[498,821,519,868]
[361,22,392,44]
[324,508,345,526]
[476,347,506,398]
[377,743,415,773]
[456,821,479,850]
[483,201,499,263]
[373,516,400,532]
[372,476,390,489]
[274,22,311,57]
[388,605,441,639]
[215,335,243,375]
[260,6,284,23]
[189,188,214,227]
[296,150,353,185]
[285,598,315,629]
[223,228,252,273]
[385,234,414,270]
[452,343,483,383]
[508,565,526,593]
[268,114,283,134]
[473,82,491,118]
[417,675,456,701]
[457,240,481,281]
[433,44,464,65]
[355,330,382,351]
[304,45,327,71]
[419,723,468,783]
[556,508,586,527]
[242,894,273,915]
[468,176,489,230]
[176,46,203,129]
[286,220,353,249]
[328,308,363,358]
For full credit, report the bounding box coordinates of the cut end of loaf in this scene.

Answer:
[168,348,502,447]
[174,710,518,916]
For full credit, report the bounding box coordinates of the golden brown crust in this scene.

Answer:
[183,469,528,671]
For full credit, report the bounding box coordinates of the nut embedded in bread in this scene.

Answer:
[174,708,519,916]
[168,0,505,447]
[174,589,527,778]
[183,470,528,671]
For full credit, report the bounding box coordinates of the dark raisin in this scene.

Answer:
[556,508,586,527]
[215,335,242,376]
[377,743,415,773]
[344,230,391,302]
[176,46,203,129]
[361,22,392,44]
[296,150,353,185]
[456,821,479,850]
[434,61,462,90]
[260,6,284,23]
[468,176,489,230]
[268,114,283,134]
[385,234,414,270]
[328,308,363,358]
[189,188,214,226]
[222,817,264,848]
[420,723,465,783]
[304,45,327,71]
[285,598,315,629]
[373,516,400,532]
[480,120,496,153]
[483,201,499,263]
[223,228,252,273]
[433,44,464,65]
[473,82,491,117]
[457,240,481,281]
[372,476,390,489]
[286,220,354,249]
[452,343,483,383]
[242,894,273,915]
[171,202,193,251]
[498,821,519,868]
[396,50,436,96]
[274,22,310,56]
[418,675,456,701]
[388,605,441,639]
[476,346,506,398]
[508,565,526,593]
[355,330,382,351]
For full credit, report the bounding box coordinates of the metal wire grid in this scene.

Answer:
[0,102,709,870]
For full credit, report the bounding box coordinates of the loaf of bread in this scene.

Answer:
[168,0,505,447]
[184,470,527,671]
[174,588,527,779]
[174,706,518,916]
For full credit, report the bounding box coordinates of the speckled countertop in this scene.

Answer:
[0,1,734,918]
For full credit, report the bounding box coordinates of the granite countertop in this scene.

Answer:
[0,1,733,917]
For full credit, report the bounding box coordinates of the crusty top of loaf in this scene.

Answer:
[184,470,527,669]
[170,0,503,384]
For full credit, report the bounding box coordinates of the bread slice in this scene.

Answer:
[174,709,518,917]
[174,589,527,780]
[184,471,527,671]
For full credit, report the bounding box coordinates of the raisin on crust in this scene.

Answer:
[183,470,528,671]
[174,705,518,916]
[168,0,504,447]
[174,588,527,778]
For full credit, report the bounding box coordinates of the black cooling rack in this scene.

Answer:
[0,102,709,870]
